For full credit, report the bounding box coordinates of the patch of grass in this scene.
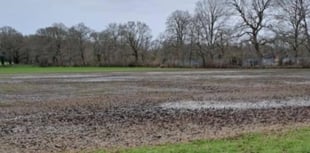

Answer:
[0,65,190,74]
[92,128,310,153]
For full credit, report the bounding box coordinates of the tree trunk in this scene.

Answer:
[0,56,4,65]
[134,51,138,64]
[253,34,263,64]
[81,51,85,66]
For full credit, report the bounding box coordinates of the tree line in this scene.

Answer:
[1,0,310,67]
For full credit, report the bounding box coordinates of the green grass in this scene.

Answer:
[92,128,310,153]
[0,65,189,74]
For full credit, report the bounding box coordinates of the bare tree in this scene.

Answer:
[36,23,68,66]
[104,23,126,65]
[194,0,230,66]
[90,28,119,66]
[230,0,273,62]
[300,0,310,54]
[0,26,23,65]
[166,10,191,46]
[122,21,152,64]
[90,32,102,65]
[68,23,92,66]
[165,10,191,66]
[274,0,307,61]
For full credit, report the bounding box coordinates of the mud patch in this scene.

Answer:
[0,80,23,83]
[161,98,310,110]
[146,71,238,75]
[1,69,310,152]
[211,75,267,79]
[12,74,101,79]
[283,81,310,85]
[65,76,143,82]
[211,74,310,79]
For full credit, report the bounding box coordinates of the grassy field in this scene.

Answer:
[0,65,189,74]
[93,127,310,153]
[1,65,308,74]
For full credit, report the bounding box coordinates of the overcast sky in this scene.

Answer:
[0,0,195,37]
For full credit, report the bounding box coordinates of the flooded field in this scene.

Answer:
[0,69,310,153]
[161,98,310,110]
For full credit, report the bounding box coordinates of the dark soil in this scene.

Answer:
[0,69,309,153]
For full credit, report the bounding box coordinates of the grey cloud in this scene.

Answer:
[0,0,195,37]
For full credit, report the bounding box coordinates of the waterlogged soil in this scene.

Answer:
[0,69,310,153]
[161,98,310,110]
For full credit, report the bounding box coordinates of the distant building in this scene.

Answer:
[282,57,295,65]
[242,54,280,67]
[262,55,277,66]
[296,57,310,66]
[242,58,259,67]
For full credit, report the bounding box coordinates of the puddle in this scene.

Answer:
[211,74,310,79]
[211,75,266,79]
[160,98,310,110]
[283,81,310,85]
[147,71,238,75]
[13,75,192,83]
[12,74,101,79]
[11,75,144,82]
[129,86,192,92]
[65,76,142,82]
[0,80,23,83]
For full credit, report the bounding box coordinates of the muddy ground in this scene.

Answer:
[0,69,310,153]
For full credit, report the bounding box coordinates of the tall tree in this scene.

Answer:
[104,23,125,65]
[300,0,310,54]
[166,10,191,65]
[36,23,68,66]
[230,0,273,62]
[194,0,230,66]
[0,26,23,65]
[90,32,103,65]
[122,21,152,64]
[274,0,306,61]
[68,23,92,66]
